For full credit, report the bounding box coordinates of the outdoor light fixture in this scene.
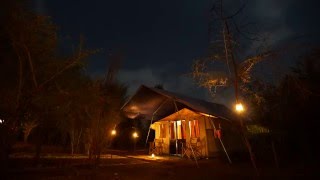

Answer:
[235,103,244,113]
[151,153,155,158]
[111,129,116,136]
[132,132,138,138]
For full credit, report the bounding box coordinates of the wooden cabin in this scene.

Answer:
[150,108,244,158]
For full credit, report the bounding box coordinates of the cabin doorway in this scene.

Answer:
[169,120,186,155]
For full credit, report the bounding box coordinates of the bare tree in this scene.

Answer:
[84,52,127,165]
[191,0,276,175]
[192,0,273,100]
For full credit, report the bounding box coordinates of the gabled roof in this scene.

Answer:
[157,108,203,122]
[121,85,236,122]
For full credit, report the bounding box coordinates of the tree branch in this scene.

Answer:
[23,44,38,88]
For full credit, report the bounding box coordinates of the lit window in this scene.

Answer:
[189,120,200,138]
[159,124,167,138]
[169,120,186,139]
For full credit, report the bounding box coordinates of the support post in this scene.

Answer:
[271,140,279,168]
[145,115,154,146]
[145,98,169,147]
[210,118,232,164]
[189,143,200,168]
[173,100,179,155]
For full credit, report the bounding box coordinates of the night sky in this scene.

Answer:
[32,0,320,107]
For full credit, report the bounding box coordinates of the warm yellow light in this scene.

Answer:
[176,120,181,126]
[111,129,116,136]
[132,132,138,138]
[235,103,244,112]
[151,153,155,158]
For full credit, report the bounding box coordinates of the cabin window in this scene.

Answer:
[159,124,167,138]
[189,120,200,138]
[176,120,186,139]
[170,122,175,139]
[169,120,186,139]
[182,120,186,139]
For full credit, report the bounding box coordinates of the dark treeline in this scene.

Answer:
[246,49,320,167]
[191,0,320,168]
[0,0,127,167]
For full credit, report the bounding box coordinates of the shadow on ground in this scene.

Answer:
[3,152,319,179]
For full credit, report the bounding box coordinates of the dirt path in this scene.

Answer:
[3,155,318,179]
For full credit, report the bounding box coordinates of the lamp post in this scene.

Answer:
[235,102,245,126]
[234,102,259,176]
[132,131,139,154]
[111,129,117,136]
[109,129,117,158]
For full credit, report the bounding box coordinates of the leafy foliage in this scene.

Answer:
[0,0,127,166]
[251,49,320,164]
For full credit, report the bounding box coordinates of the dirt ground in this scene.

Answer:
[2,153,319,180]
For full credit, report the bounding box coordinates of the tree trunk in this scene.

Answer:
[23,44,38,88]
[70,129,74,155]
[24,131,30,143]
[223,21,239,102]
[222,20,258,176]
[75,128,83,153]
[16,49,23,110]
[33,127,44,166]
[33,136,42,166]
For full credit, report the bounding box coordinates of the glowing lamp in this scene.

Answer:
[111,129,116,136]
[151,153,155,158]
[132,132,138,138]
[235,103,244,113]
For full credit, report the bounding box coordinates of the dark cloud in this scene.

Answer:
[37,0,319,108]
[33,0,47,14]
[286,0,320,36]
[117,66,205,98]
